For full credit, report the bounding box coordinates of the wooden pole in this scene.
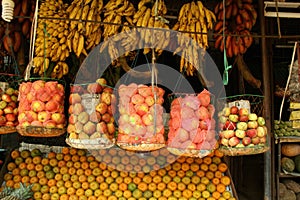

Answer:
[258,1,275,199]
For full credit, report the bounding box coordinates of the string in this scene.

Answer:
[222,0,232,85]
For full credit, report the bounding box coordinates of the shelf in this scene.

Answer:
[264,1,300,18]
[275,136,300,143]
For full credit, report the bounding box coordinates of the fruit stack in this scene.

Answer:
[17,80,66,136]
[0,87,19,133]
[66,78,116,149]
[218,105,268,155]
[117,83,165,151]
[167,90,217,156]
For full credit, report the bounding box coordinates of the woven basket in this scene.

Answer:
[218,144,270,156]
[66,138,115,149]
[167,147,213,158]
[17,126,65,137]
[0,126,16,134]
[116,142,166,152]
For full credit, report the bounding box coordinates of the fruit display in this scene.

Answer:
[167,90,217,156]
[66,0,103,57]
[0,87,19,129]
[2,146,237,200]
[218,105,268,155]
[172,1,216,76]
[32,0,70,78]
[213,0,257,58]
[117,84,165,150]
[0,183,33,200]
[274,120,300,137]
[17,80,66,135]
[67,78,116,148]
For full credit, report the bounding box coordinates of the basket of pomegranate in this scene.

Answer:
[217,95,270,156]
[16,79,66,137]
[116,83,166,151]
[166,89,218,157]
[0,73,20,134]
[66,78,116,149]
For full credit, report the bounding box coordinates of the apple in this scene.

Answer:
[247,121,258,129]
[31,101,45,113]
[8,101,17,108]
[45,81,58,92]
[26,111,38,122]
[242,137,251,146]
[52,94,63,103]
[248,113,258,121]
[43,120,56,128]
[38,90,52,102]
[101,113,112,123]
[11,95,18,102]
[68,114,77,124]
[26,92,36,103]
[18,112,27,123]
[13,108,18,116]
[246,129,258,138]
[236,122,248,131]
[222,107,231,117]
[0,116,6,125]
[236,143,245,148]
[45,100,60,112]
[129,113,142,125]
[70,85,84,93]
[251,137,260,145]
[5,121,14,126]
[37,111,51,122]
[51,113,64,124]
[2,94,12,103]
[3,106,13,114]
[69,93,81,104]
[235,130,246,139]
[5,113,15,122]
[5,88,14,96]
[72,103,84,115]
[228,114,239,122]
[19,82,31,94]
[101,92,112,105]
[19,121,30,127]
[87,83,102,94]
[228,136,240,147]
[220,138,229,146]
[0,101,7,109]
[238,108,249,116]
[141,113,154,126]
[95,102,107,115]
[74,122,83,133]
[145,96,155,107]
[257,117,266,126]
[96,78,107,86]
[257,126,267,137]
[239,115,249,122]
[138,86,152,98]
[107,123,115,134]
[31,120,43,127]
[135,103,149,116]
[219,116,228,124]
[0,109,3,116]
[96,122,108,133]
[222,130,235,139]
[260,136,267,144]
[83,121,96,135]
[89,111,101,123]
[77,112,89,124]
[223,120,236,130]
[230,106,239,114]
[32,80,45,91]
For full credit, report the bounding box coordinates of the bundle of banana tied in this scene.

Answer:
[32,0,70,78]
[173,1,216,76]
[133,0,170,55]
[213,0,257,57]
[66,0,104,57]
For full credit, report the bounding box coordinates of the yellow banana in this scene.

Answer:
[197,1,205,17]
[76,34,84,57]
[61,62,69,75]
[142,8,151,27]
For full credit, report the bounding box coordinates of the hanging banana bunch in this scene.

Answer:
[132,0,170,55]
[173,1,216,76]
[66,0,104,58]
[33,0,70,78]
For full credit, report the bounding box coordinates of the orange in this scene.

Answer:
[7,162,17,171]
[142,175,152,184]
[157,168,166,177]
[69,195,79,200]
[177,170,185,178]
[182,189,192,199]
[119,183,127,191]
[76,188,85,196]
[99,182,108,191]
[32,156,42,165]
[73,161,81,169]
[30,176,38,184]
[190,163,200,172]
[194,157,203,164]
[12,168,20,176]
[200,163,209,172]
[214,149,224,158]
[148,182,157,191]
[123,190,132,198]
[196,170,205,178]
[76,169,84,176]
[6,180,14,187]
[99,163,107,170]
[58,160,66,168]
[71,155,80,162]
[68,167,76,175]
[64,180,73,188]
[217,183,226,193]
[115,176,123,184]
[212,191,221,199]
[167,170,176,178]
[81,162,89,170]
[34,191,42,199]
[196,183,206,192]
[222,191,232,199]
[220,175,231,186]
[63,154,71,162]
[55,174,62,181]
[47,179,57,187]
[212,177,220,185]
[205,171,215,180]
[42,193,51,200]
[162,188,172,198]
[62,147,70,155]
[69,148,77,156]
[26,163,35,171]
[152,175,162,184]
[39,177,48,185]
[78,175,87,183]
[157,182,166,191]
[4,173,13,181]
[11,150,20,159]
[215,171,223,179]
[187,183,196,192]
[47,152,56,159]
[19,162,27,169]
[137,182,148,192]
[82,182,90,190]
[203,157,212,165]
[218,163,228,173]
[167,181,177,191]
[202,190,211,199]
[185,157,194,164]
[133,177,141,185]
[13,174,22,182]
[212,157,222,165]
[166,155,176,163]
[176,156,186,163]
[89,161,99,169]
[96,176,104,183]
[123,177,132,184]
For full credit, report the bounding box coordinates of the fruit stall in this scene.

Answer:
[0,0,299,199]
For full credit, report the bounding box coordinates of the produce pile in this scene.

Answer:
[279,179,300,200]
[173,1,216,75]
[2,147,236,199]
[67,78,116,142]
[281,144,300,174]
[0,87,19,128]
[218,105,267,148]
[274,120,300,137]
[117,84,165,148]
[17,80,66,130]
[167,90,217,151]
[213,0,257,57]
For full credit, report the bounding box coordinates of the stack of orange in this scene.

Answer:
[3,147,236,200]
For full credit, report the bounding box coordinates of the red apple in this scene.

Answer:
[89,111,101,123]
[70,85,83,93]
[131,94,144,105]
[56,123,64,129]
[138,86,152,97]
[0,109,3,116]
[5,113,16,122]
[26,111,38,122]
[246,129,258,138]
[51,113,65,124]
[101,113,112,123]
[199,120,208,130]
[247,121,258,129]
[141,113,153,126]
[45,81,58,92]
[129,113,142,125]
[235,130,246,139]
[3,106,13,114]
[135,103,149,116]
[2,94,12,103]
[26,92,36,103]
[259,136,267,144]
[31,101,45,112]
[230,106,239,114]
[242,137,252,146]
[38,89,52,102]
[223,120,236,130]
[68,114,77,124]
[18,112,27,123]
[239,115,249,122]
[45,100,60,112]
[43,120,56,128]
[37,111,51,122]
[96,122,108,133]
[145,96,155,107]
[238,108,249,116]
[52,94,63,103]
[251,137,260,145]
[69,93,81,104]
[83,121,96,135]
[5,121,14,126]
[19,82,32,94]
[107,123,115,135]
[228,136,240,147]
[101,92,112,105]
[95,102,107,115]
[87,83,102,93]
[32,80,45,91]
[8,101,17,109]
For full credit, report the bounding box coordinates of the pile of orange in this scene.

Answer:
[3,147,236,200]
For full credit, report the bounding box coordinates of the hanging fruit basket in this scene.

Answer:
[0,73,21,134]
[166,90,218,157]
[116,83,166,151]
[217,94,270,156]
[16,78,66,137]
[65,80,116,149]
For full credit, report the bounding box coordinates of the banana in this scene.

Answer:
[72,31,79,54]
[134,6,147,21]
[69,5,80,19]
[142,8,151,27]
[61,62,69,75]
[197,1,205,18]
[76,34,84,57]
[138,0,151,10]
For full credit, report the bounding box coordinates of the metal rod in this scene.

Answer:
[259,0,275,200]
